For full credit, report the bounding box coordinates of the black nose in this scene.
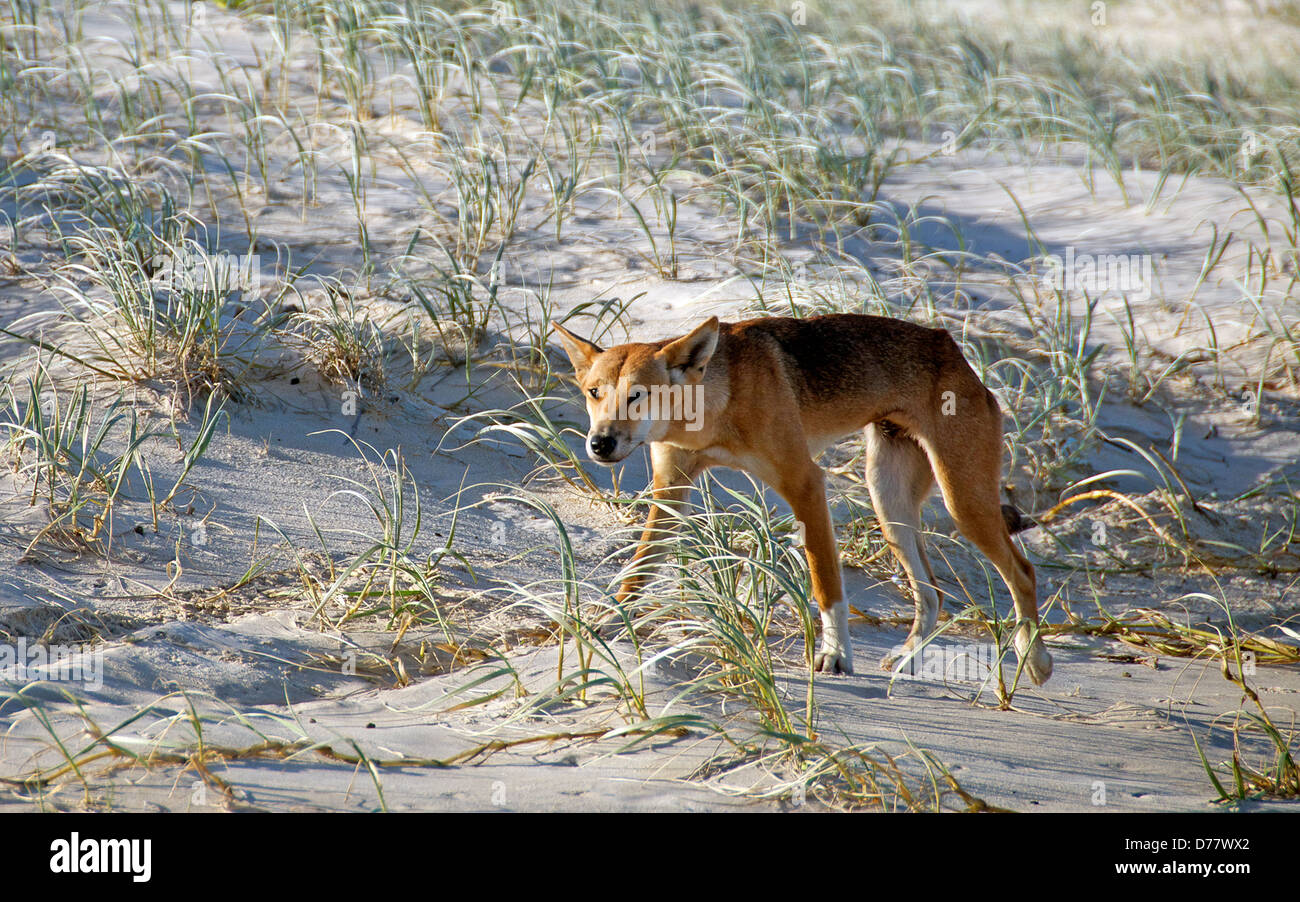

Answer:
[589,434,617,458]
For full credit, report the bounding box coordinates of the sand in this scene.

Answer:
[1,0,1297,811]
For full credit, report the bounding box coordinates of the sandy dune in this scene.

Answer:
[1,0,1297,811]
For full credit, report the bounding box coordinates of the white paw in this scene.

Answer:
[814,603,853,675]
[1014,628,1054,686]
[814,647,853,674]
[879,640,918,675]
[1023,645,1053,685]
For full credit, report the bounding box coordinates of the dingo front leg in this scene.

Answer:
[775,460,852,675]
[615,443,703,605]
[816,599,852,675]
[864,424,943,675]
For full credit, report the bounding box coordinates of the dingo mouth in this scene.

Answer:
[588,441,640,465]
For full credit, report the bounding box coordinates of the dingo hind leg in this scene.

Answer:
[923,393,1053,685]
[866,423,944,674]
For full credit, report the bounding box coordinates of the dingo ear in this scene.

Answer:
[551,322,604,380]
[661,316,719,379]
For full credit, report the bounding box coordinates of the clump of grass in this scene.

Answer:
[1,364,161,554]
[1034,442,1300,581]
[4,162,279,404]
[438,129,536,271]
[1189,601,1300,803]
[0,361,226,556]
[403,237,502,366]
[269,432,465,633]
[286,280,392,393]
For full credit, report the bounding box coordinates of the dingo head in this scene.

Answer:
[551,317,719,464]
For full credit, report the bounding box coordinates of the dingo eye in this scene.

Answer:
[587,387,599,399]
[628,389,644,404]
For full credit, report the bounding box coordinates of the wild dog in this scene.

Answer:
[552,313,1053,685]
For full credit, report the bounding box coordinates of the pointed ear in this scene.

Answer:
[661,316,719,379]
[551,322,604,380]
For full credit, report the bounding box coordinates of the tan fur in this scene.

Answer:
[552,313,1053,684]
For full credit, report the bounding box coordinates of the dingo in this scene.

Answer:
[552,313,1053,684]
